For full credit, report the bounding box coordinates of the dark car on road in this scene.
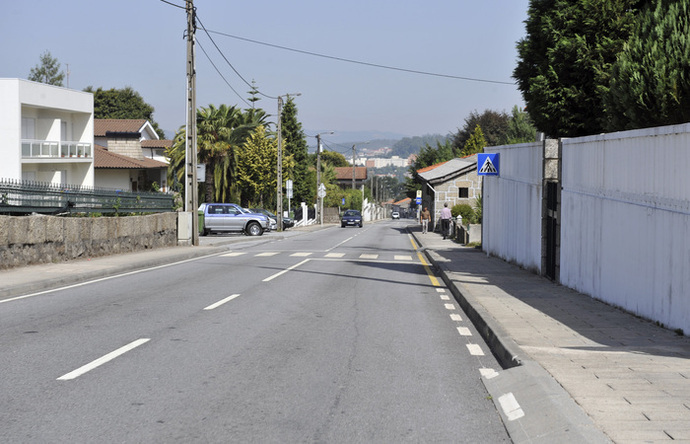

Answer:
[341,209,362,228]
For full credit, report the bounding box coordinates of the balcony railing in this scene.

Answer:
[21,140,92,159]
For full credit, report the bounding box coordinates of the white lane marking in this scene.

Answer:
[204,294,240,310]
[263,259,310,282]
[444,303,456,310]
[325,253,345,258]
[290,252,312,257]
[450,313,463,322]
[457,326,472,336]
[498,393,525,421]
[326,236,354,252]
[467,343,485,356]
[57,338,150,381]
[221,252,246,257]
[436,288,446,293]
[394,255,413,261]
[256,252,279,257]
[440,294,450,300]
[359,254,378,259]
[480,368,500,379]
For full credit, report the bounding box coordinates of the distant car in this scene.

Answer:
[341,209,363,228]
[391,211,400,219]
[250,208,294,229]
[198,203,269,236]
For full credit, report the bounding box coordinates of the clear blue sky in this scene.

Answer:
[1,0,530,140]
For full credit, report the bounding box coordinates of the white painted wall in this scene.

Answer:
[560,123,690,333]
[0,79,94,186]
[484,142,543,272]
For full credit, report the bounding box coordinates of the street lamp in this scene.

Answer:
[315,131,333,226]
[277,93,300,231]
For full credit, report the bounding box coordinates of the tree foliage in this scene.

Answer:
[85,86,166,138]
[452,110,509,153]
[280,97,311,205]
[404,140,455,199]
[513,0,643,137]
[237,125,290,207]
[320,151,349,167]
[28,51,65,86]
[461,125,487,157]
[166,104,269,205]
[604,0,690,131]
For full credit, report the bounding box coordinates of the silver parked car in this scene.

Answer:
[199,203,269,236]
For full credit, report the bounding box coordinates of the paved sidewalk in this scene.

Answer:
[410,226,690,444]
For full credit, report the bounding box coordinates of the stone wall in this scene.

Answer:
[0,212,178,270]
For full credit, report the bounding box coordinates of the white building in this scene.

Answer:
[0,78,94,187]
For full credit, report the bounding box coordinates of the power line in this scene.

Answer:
[206,30,516,86]
[158,0,186,10]
[195,14,278,100]
[196,39,251,107]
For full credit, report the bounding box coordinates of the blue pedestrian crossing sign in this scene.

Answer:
[477,153,500,176]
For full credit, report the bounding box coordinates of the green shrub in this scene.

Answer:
[452,204,475,224]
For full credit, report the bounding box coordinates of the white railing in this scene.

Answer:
[21,140,92,158]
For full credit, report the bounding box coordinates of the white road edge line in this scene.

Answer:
[204,294,240,310]
[498,392,525,421]
[57,338,150,381]
[263,259,310,282]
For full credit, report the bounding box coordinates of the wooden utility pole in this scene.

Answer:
[185,0,198,246]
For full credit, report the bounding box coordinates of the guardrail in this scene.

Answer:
[0,179,174,215]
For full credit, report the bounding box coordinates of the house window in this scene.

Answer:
[459,187,469,198]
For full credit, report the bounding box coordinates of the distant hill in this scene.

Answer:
[308,130,449,159]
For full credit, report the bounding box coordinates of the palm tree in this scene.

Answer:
[166,105,270,205]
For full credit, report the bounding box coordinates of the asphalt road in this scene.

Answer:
[1,220,510,443]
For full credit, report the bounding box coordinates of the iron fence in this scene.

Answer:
[0,179,174,215]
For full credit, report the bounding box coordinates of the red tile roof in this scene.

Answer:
[94,119,148,137]
[94,145,167,169]
[334,167,367,181]
[141,139,173,148]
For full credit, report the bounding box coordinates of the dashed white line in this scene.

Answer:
[263,259,310,282]
[444,303,456,310]
[221,252,246,257]
[325,253,345,258]
[256,252,279,257]
[466,343,485,356]
[498,393,525,421]
[204,294,240,310]
[440,294,451,300]
[394,255,413,261]
[436,288,446,293]
[359,254,379,259]
[450,313,463,322]
[480,368,500,379]
[290,252,312,257]
[457,326,472,336]
[57,338,150,381]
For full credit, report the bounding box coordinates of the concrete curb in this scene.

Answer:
[409,230,612,444]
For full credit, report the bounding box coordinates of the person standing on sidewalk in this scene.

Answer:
[420,207,431,234]
[440,202,452,239]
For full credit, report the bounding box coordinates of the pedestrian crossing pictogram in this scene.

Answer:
[477,153,500,176]
[479,157,497,174]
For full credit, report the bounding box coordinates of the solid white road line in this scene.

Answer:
[204,294,240,310]
[263,259,310,282]
[498,393,525,421]
[57,338,150,381]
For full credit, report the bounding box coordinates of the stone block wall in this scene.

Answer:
[0,213,178,270]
